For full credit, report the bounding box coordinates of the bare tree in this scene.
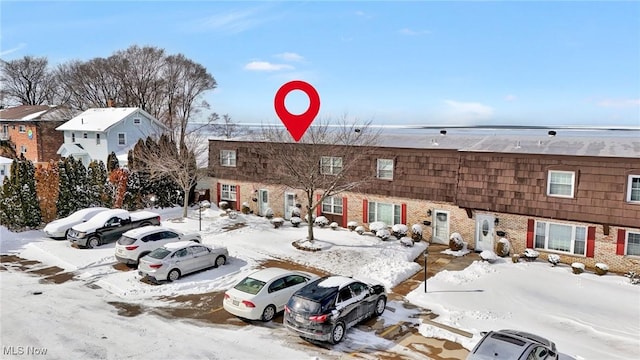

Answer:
[56,57,124,110]
[0,56,55,105]
[260,118,380,241]
[209,113,251,138]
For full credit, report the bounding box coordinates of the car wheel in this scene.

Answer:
[168,269,181,282]
[215,255,226,268]
[261,305,276,322]
[329,322,346,344]
[87,236,100,249]
[375,296,387,316]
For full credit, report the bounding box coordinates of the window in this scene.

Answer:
[547,170,575,197]
[133,118,141,125]
[626,232,640,256]
[268,278,287,293]
[368,201,401,225]
[18,125,26,133]
[221,184,237,201]
[20,145,27,154]
[320,156,342,175]
[118,133,126,145]
[96,133,101,145]
[220,150,236,167]
[377,159,394,180]
[627,175,640,203]
[71,133,76,143]
[534,221,586,255]
[0,167,4,176]
[321,196,343,215]
[83,133,88,139]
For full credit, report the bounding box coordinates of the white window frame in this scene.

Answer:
[534,220,586,256]
[18,125,26,133]
[368,201,401,225]
[220,150,236,167]
[547,170,575,198]
[96,133,101,145]
[133,118,141,125]
[20,145,27,154]
[627,175,640,203]
[322,196,343,215]
[377,159,394,180]
[221,184,237,201]
[626,231,640,256]
[83,132,88,139]
[118,133,126,146]
[320,156,342,175]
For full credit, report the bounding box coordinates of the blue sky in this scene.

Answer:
[1,1,639,126]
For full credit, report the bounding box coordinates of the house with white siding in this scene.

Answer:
[55,107,167,167]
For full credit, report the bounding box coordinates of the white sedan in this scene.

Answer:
[223,267,318,322]
[43,207,109,239]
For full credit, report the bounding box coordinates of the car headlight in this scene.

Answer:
[76,232,87,238]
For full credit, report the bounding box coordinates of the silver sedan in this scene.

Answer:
[138,241,228,283]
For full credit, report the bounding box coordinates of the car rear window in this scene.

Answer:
[474,333,526,358]
[234,277,266,295]
[288,296,322,314]
[148,248,171,259]
[117,236,137,245]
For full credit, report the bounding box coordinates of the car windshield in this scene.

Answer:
[148,248,171,259]
[117,235,137,245]
[234,277,266,295]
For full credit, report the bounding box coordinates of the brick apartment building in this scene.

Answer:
[207,128,640,273]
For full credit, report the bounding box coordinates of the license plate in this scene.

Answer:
[295,314,305,323]
[232,300,239,306]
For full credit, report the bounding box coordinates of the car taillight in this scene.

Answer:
[284,305,290,313]
[241,300,255,308]
[125,245,139,250]
[224,293,230,300]
[149,264,162,269]
[309,314,328,323]
[156,216,161,222]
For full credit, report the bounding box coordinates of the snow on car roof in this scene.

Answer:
[317,276,354,289]
[163,241,202,250]
[248,267,292,282]
[86,209,129,223]
[123,225,168,237]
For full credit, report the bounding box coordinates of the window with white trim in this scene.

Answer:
[220,184,237,201]
[96,133,101,145]
[377,159,394,180]
[627,175,640,203]
[368,201,401,226]
[71,133,76,143]
[626,232,640,256]
[20,145,27,154]
[220,150,236,167]
[534,221,586,255]
[83,133,88,139]
[18,125,26,133]
[133,118,141,125]
[118,133,126,146]
[322,196,343,215]
[320,156,342,175]
[547,170,575,198]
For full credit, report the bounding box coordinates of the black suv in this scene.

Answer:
[283,275,387,344]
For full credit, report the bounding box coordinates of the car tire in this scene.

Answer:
[374,296,387,316]
[87,236,100,249]
[329,322,346,344]
[261,305,276,322]
[168,269,181,282]
[215,255,226,268]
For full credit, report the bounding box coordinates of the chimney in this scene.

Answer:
[107,98,115,107]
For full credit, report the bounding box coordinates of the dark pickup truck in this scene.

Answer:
[67,209,161,248]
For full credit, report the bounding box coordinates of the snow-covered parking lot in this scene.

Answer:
[1,206,639,359]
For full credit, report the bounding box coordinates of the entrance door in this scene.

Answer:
[258,189,269,216]
[475,214,495,252]
[432,210,449,244]
[284,193,296,220]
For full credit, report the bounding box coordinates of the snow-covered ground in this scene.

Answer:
[1,205,639,359]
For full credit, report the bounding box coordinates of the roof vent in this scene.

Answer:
[514,140,521,149]
[548,130,556,137]
[431,138,439,146]
[440,130,447,136]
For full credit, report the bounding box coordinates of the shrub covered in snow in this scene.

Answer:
[355,226,366,235]
[369,221,387,234]
[449,232,464,251]
[376,228,391,241]
[271,217,284,228]
[264,208,274,220]
[290,216,301,227]
[595,263,609,276]
[314,216,329,228]
[400,237,414,247]
[241,202,251,214]
[347,221,358,231]
[330,222,339,230]
[496,238,511,257]
[227,210,238,220]
[625,271,640,285]
[411,224,423,242]
[522,248,539,261]
[291,206,301,218]
[548,254,561,266]
[218,201,229,210]
[391,224,409,240]
[480,250,498,263]
[571,262,585,274]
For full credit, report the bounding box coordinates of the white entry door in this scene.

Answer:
[284,193,296,220]
[258,189,269,216]
[475,214,495,252]
[432,210,450,244]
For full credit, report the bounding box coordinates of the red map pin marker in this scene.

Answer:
[274,80,320,142]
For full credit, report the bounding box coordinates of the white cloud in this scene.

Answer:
[244,61,294,72]
[504,94,518,102]
[398,28,431,36]
[443,100,494,121]
[274,52,304,62]
[0,43,26,57]
[596,98,640,108]
[355,10,372,18]
[197,7,274,34]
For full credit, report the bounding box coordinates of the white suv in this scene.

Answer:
[115,225,201,265]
